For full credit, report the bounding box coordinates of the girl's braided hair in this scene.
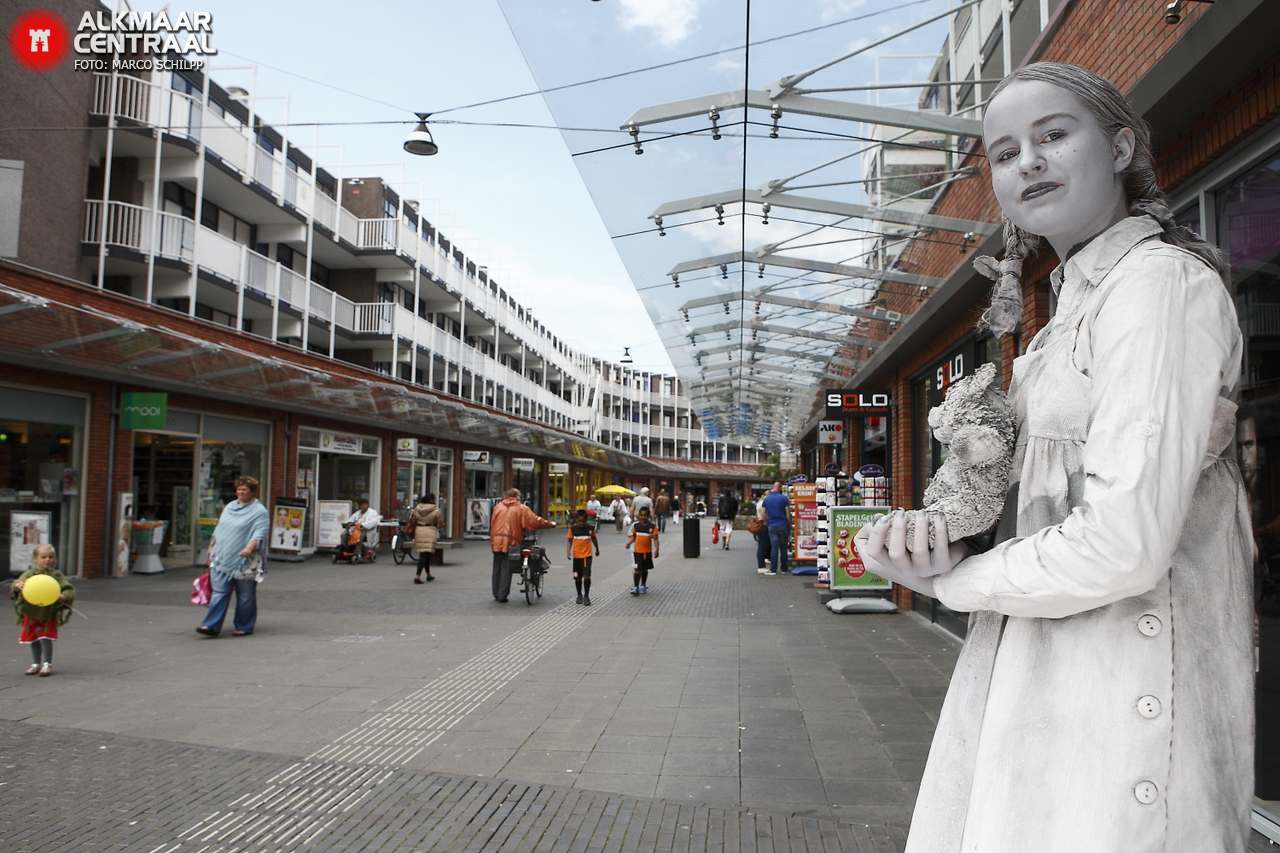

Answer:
[975,62,1228,338]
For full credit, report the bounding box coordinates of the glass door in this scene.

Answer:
[298,450,318,549]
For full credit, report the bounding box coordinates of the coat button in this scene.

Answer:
[1137,614,1162,637]
[1134,780,1159,805]
[1137,695,1162,719]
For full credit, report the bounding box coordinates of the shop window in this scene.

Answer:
[0,391,85,576]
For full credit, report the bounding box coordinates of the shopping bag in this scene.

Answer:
[191,570,212,606]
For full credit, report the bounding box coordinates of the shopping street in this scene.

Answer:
[1,532,954,851]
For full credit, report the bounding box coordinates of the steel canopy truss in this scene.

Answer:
[622,88,981,139]
[651,189,997,238]
[692,342,862,371]
[681,318,879,351]
[669,250,938,291]
[679,288,905,324]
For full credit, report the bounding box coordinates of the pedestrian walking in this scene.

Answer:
[761,482,789,575]
[751,491,771,573]
[409,493,443,584]
[566,509,600,606]
[671,494,681,526]
[610,496,627,533]
[631,487,653,518]
[586,495,602,530]
[625,507,658,595]
[489,488,555,603]
[655,491,671,532]
[11,544,75,676]
[197,476,269,637]
[855,62,1254,851]
[716,490,739,550]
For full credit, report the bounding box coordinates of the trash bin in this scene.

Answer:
[683,515,700,558]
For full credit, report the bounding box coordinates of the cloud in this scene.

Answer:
[712,53,744,76]
[818,0,867,22]
[617,0,703,49]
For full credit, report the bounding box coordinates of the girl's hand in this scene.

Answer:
[625,542,632,550]
[853,511,969,597]
[13,579,24,591]
[239,544,254,558]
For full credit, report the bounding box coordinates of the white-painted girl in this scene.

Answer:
[855,62,1253,851]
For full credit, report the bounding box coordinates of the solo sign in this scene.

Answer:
[817,420,844,444]
[120,392,167,430]
[825,391,891,416]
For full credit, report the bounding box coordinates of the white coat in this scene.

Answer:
[913,217,1254,852]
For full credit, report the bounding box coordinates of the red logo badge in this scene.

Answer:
[9,9,71,72]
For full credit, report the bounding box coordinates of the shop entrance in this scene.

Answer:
[394,451,454,535]
[132,431,198,567]
[297,428,381,551]
[131,413,270,568]
[463,451,504,538]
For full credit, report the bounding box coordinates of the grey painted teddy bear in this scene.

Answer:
[906,362,1015,549]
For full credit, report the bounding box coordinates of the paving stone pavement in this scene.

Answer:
[0,524,964,851]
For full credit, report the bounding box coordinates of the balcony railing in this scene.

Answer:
[82,199,193,261]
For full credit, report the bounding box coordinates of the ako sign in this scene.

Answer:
[817,420,844,444]
[825,391,891,417]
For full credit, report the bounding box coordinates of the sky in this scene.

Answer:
[187,0,955,377]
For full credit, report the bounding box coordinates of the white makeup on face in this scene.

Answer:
[982,79,1133,259]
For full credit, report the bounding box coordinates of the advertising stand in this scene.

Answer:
[822,504,898,614]
[790,482,818,575]
[270,496,308,562]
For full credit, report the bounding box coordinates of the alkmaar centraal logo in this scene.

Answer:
[9,7,217,72]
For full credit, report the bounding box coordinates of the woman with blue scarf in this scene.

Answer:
[197,476,269,637]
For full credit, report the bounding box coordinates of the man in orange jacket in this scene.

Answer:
[489,488,555,602]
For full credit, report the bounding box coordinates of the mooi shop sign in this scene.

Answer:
[120,392,168,430]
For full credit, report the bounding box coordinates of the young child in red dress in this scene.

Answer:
[11,544,76,677]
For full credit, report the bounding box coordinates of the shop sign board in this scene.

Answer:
[858,464,885,478]
[317,500,352,548]
[791,483,818,562]
[827,505,891,590]
[320,431,363,454]
[463,450,490,464]
[271,497,308,553]
[512,457,535,472]
[9,510,51,575]
[825,391,890,417]
[817,420,844,444]
[396,438,418,460]
[120,392,168,430]
[548,462,569,475]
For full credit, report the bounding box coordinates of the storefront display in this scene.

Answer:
[298,428,380,552]
[394,442,454,535]
[0,387,86,576]
[464,451,504,538]
[132,410,269,567]
[512,457,541,514]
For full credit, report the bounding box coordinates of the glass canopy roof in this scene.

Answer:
[496,0,997,443]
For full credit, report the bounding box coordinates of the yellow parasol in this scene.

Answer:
[595,484,636,498]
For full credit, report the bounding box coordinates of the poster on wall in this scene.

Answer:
[271,497,308,552]
[791,483,818,568]
[317,500,352,548]
[9,511,52,575]
[466,498,493,536]
[827,506,891,590]
[463,450,491,464]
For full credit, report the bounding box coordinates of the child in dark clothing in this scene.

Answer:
[625,507,659,595]
[11,544,75,676]
[566,509,601,606]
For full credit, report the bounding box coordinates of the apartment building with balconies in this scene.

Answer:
[21,61,764,465]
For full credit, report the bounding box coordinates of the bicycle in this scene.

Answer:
[511,533,550,605]
[390,516,415,566]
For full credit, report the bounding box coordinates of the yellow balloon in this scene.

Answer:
[21,574,61,607]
